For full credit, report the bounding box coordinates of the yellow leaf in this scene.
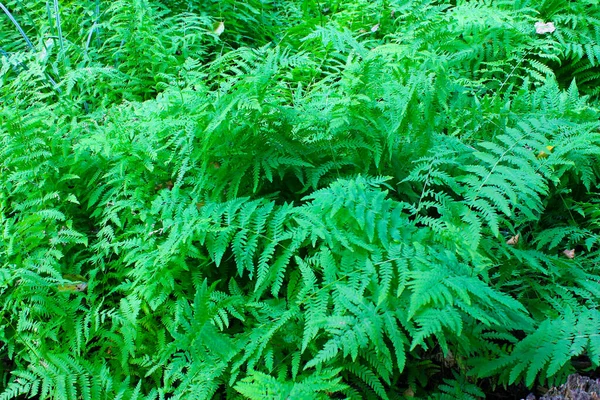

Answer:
[57,282,88,292]
[536,145,555,159]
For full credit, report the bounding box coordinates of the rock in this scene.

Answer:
[538,374,600,400]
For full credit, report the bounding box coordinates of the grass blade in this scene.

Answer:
[0,2,34,50]
[53,0,64,52]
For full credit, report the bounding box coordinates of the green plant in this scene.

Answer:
[1,1,600,399]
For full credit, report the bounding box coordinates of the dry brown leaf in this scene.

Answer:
[506,233,520,245]
[563,249,575,259]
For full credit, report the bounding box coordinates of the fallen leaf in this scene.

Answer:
[563,249,575,259]
[535,21,556,34]
[213,21,225,36]
[506,233,520,245]
[537,145,555,159]
[57,282,88,292]
[75,282,88,292]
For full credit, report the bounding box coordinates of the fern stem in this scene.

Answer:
[467,132,528,214]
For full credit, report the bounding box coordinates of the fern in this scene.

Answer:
[471,308,600,388]
[2,1,600,399]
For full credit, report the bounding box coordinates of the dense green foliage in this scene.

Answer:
[1,0,600,398]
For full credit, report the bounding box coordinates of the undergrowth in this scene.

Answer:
[1,0,600,399]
